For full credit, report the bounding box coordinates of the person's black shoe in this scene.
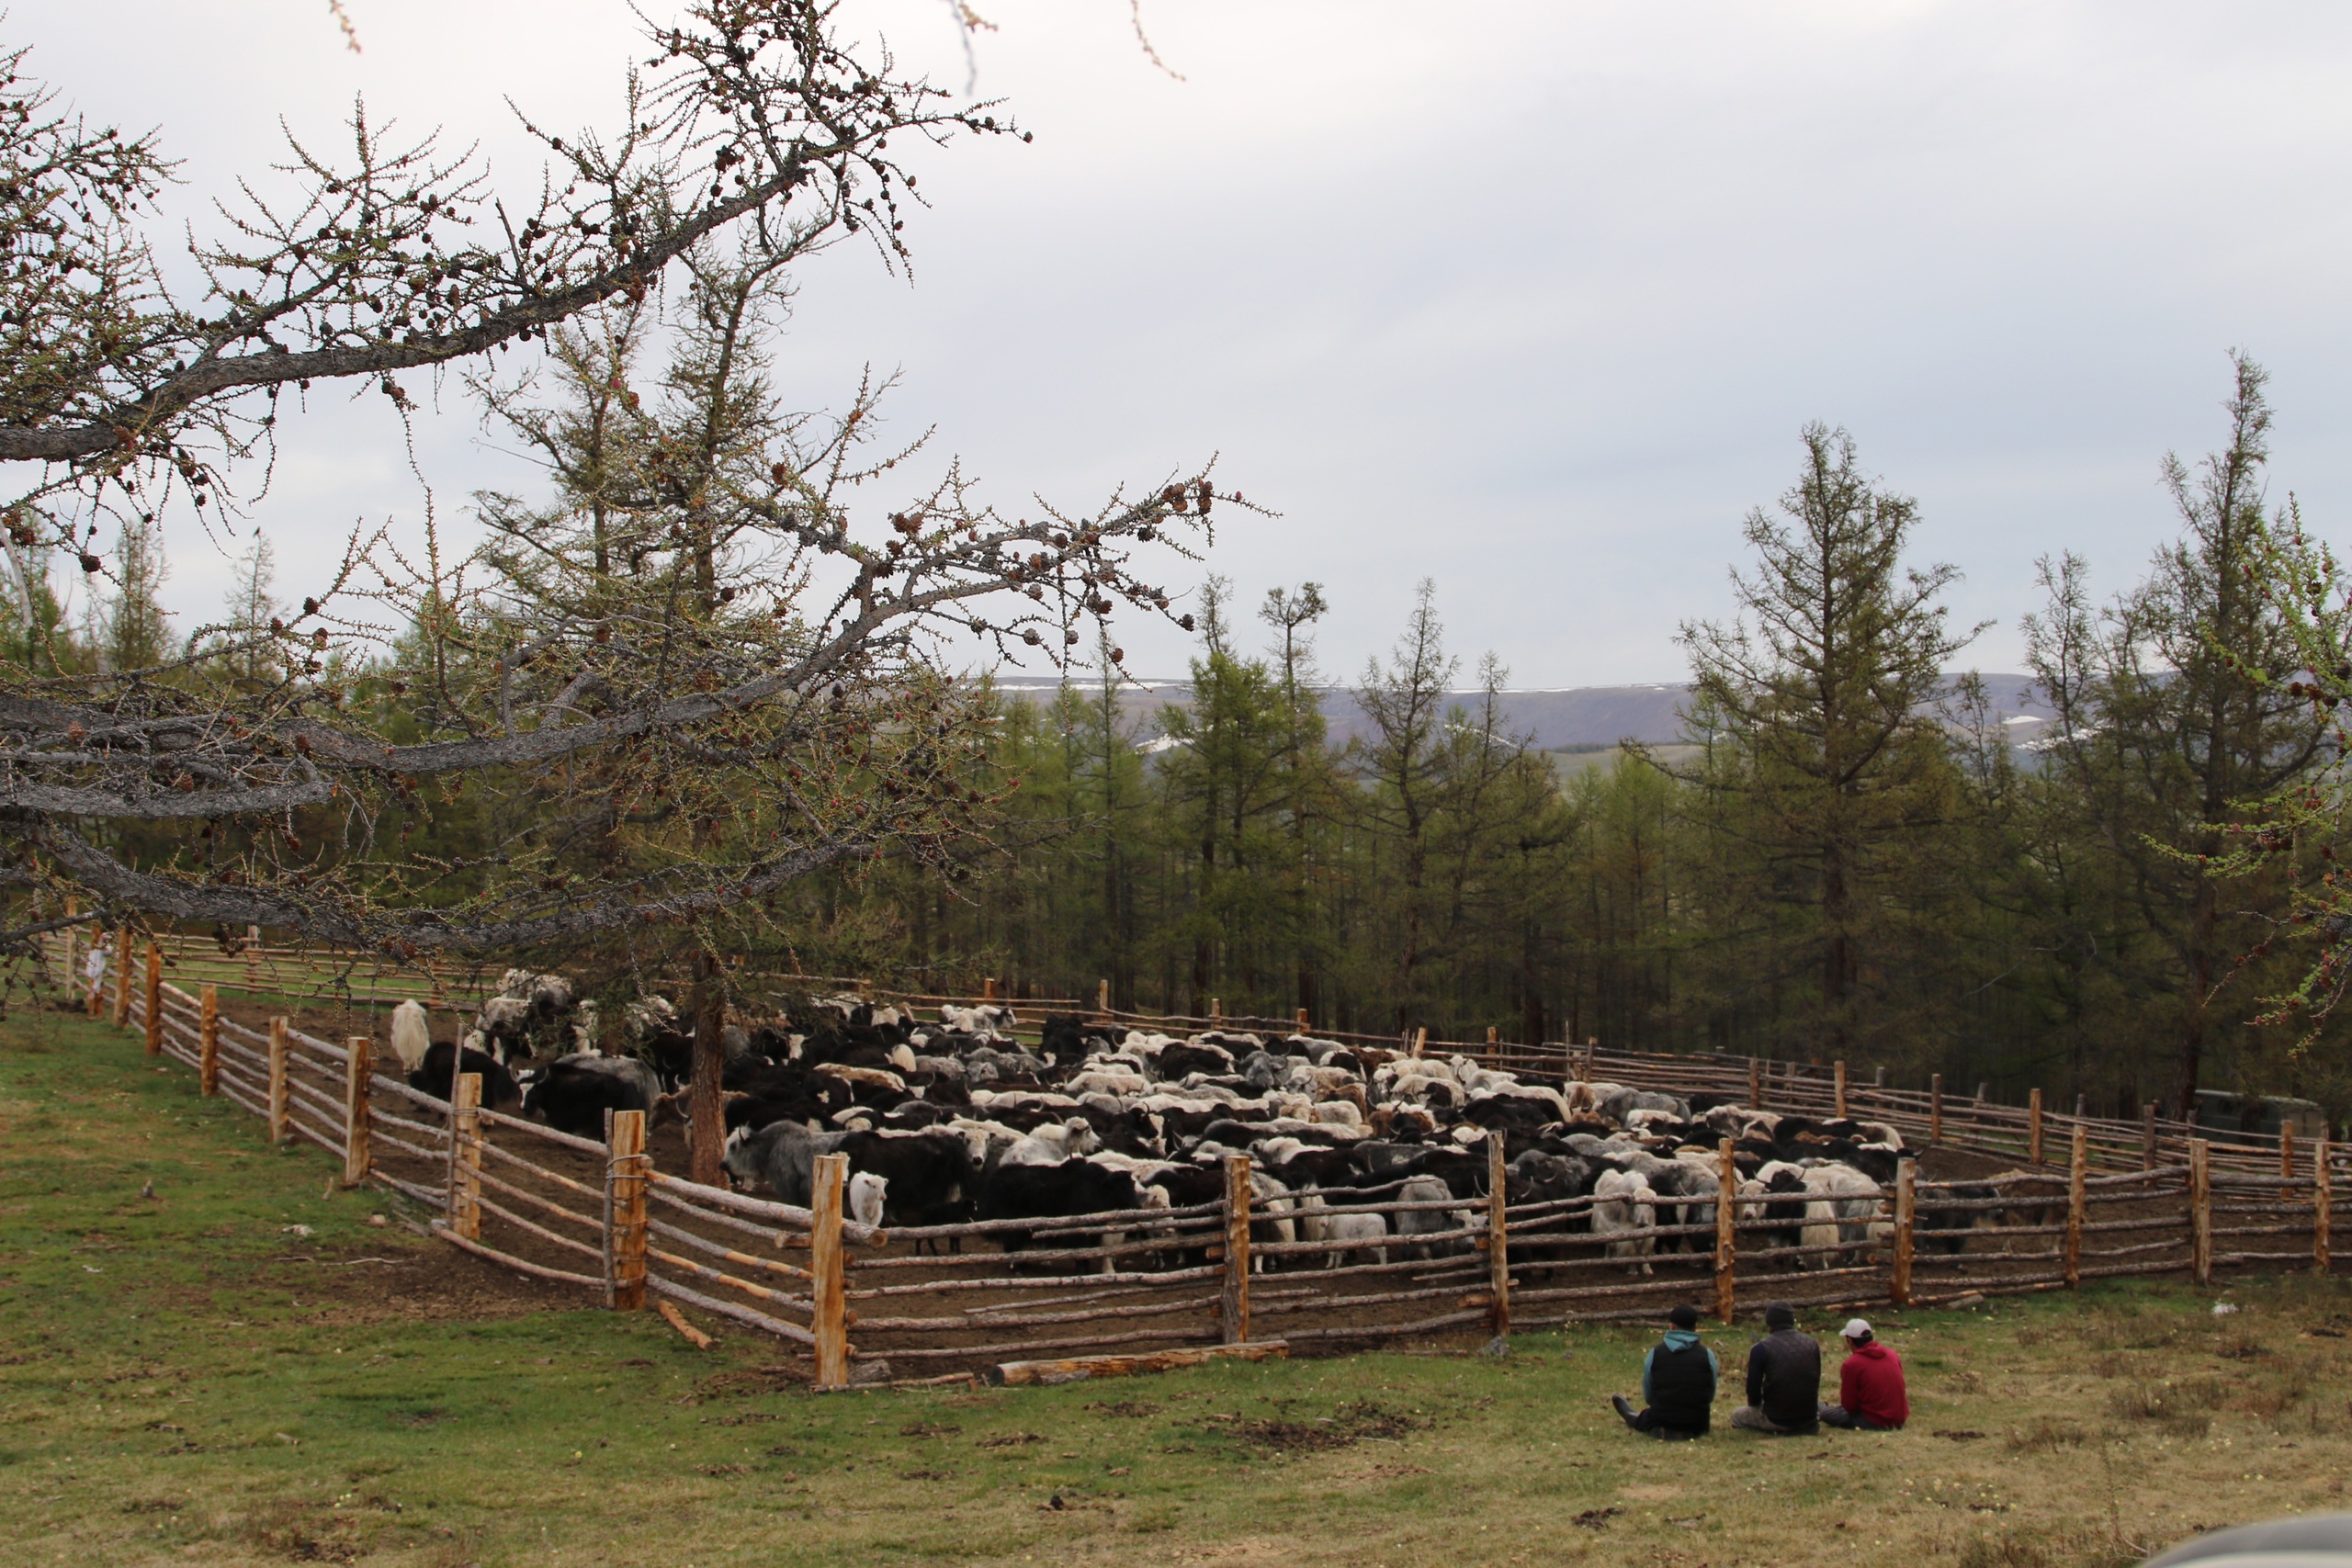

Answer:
[1611,1394,1638,1429]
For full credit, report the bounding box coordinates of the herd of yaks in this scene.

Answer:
[381,974,2022,1271]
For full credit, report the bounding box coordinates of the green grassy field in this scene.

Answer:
[4,1005,2348,1567]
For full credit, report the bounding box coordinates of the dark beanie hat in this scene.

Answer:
[1765,1301,1796,1330]
[1668,1303,1699,1330]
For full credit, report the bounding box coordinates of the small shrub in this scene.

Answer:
[1957,1526,2140,1568]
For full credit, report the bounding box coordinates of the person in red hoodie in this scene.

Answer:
[1819,1319,1907,1430]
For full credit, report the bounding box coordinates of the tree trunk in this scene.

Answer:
[2175,873,2216,1121]
[689,950,727,1188]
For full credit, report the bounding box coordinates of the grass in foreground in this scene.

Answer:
[3,1004,2349,1567]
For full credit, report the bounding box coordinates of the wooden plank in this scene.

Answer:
[1834,1060,1847,1119]
[1487,1135,1510,1338]
[1929,1074,1942,1147]
[112,924,130,1026]
[1714,1137,1737,1323]
[2030,1088,2044,1167]
[609,1110,649,1311]
[2316,1137,2332,1277]
[657,1300,716,1350]
[2143,1102,2158,1172]
[2065,1122,2086,1290]
[2190,1138,2211,1287]
[267,1017,289,1145]
[1892,1158,1915,1307]
[448,1073,483,1241]
[342,1036,371,1187]
[984,1340,1289,1388]
[198,985,219,1097]
[810,1151,850,1389]
[142,941,163,1055]
[1222,1154,1252,1344]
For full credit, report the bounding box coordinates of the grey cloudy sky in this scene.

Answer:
[17,1,2352,684]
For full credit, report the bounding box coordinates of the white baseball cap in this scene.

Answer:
[1841,1318,1872,1340]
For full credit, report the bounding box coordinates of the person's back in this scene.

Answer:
[1822,1319,1907,1430]
[1645,1330,1717,1434]
[1611,1303,1719,1440]
[1731,1301,1821,1435]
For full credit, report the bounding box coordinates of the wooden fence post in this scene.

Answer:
[244,925,260,992]
[1714,1138,1737,1324]
[1221,1155,1253,1344]
[1930,1074,1943,1147]
[810,1152,850,1389]
[447,1072,482,1241]
[2143,1102,2157,1172]
[111,923,130,1026]
[2029,1089,2044,1166]
[267,1017,288,1144]
[2281,1122,2296,1201]
[982,976,998,1002]
[1487,1135,1510,1338]
[2189,1138,2211,1287]
[1748,1058,1762,1111]
[1098,978,1111,1014]
[1296,1007,1309,1031]
[2065,1122,2086,1290]
[342,1036,372,1187]
[198,986,220,1096]
[1834,1060,1848,1119]
[2316,1137,2333,1278]
[1211,998,1222,1022]
[142,941,162,1055]
[1410,1026,1427,1060]
[606,1109,648,1311]
[1892,1158,1916,1307]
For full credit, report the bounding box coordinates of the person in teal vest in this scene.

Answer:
[1611,1303,1719,1440]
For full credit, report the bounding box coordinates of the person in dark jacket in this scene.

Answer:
[1819,1318,1908,1429]
[1611,1304,1719,1439]
[1729,1300,1820,1434]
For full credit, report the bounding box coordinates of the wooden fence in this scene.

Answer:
[42,935,2350,1390]
[37,929,2324,1178]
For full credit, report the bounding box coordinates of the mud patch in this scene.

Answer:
[695,1362,812,1399]
[1225,1400,1432,1455]
[1085,1399,1162,1418]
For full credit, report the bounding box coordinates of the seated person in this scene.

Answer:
[1611,1303,1718,1439]
[1819,1318,1907,1430]
[1729,1300,1821,1435]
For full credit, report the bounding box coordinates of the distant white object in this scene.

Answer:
[2212,1302,2239,1316]
[389,999,432,1072]
[847,1171,889,1230]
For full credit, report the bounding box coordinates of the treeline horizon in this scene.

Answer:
[11,359,2350,1130]
[789,358,2352,1127]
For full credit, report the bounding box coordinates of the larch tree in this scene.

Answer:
[2027,355,2335,1115]
[0,1,1227,969]
[1672,423,1978,1063]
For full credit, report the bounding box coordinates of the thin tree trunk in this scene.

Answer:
[689,950,727,1188]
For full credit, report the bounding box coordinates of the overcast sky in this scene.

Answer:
[16,0,2352,685]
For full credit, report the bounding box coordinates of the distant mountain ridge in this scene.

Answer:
[993,673,2052,750]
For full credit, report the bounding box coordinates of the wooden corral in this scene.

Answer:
[47,933,2352,1392]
